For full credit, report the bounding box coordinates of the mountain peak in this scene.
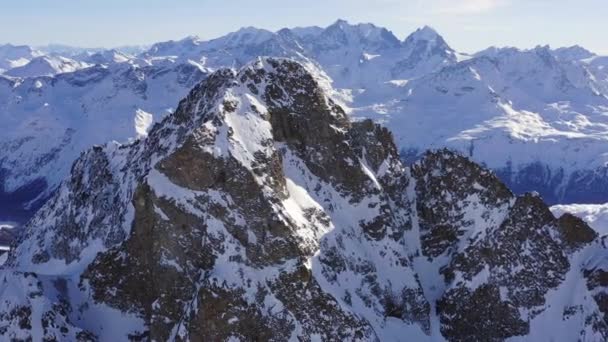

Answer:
[3,56,427,340]
[209,26,275,48]
[86,49,133,65]
[403,25,446,45]
[402,25,453,54]
[552,45,596,61]
[411,25,441,40]
[331,18,350,28]
[473,45,517,57]
[327,19,387,36]
[0,44,43,70]
[4,55,88,77]
[318,19,400,50]
[181,35,201,42]
[392,25,456,77]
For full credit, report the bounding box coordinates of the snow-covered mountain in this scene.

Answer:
[141,28,305,70]
[552,45,596,62]
[4,55,92,77]
[0,45,146,76]
[295,21,462,90]
[561,49,608,95]
[139,20,460,89]
[133,21,608,205]
[36,44,105,57]
[0,61,208,223]
[36,44,148,59]
[352,45,608,204]
[1,19,608,223]
[0,44,43,73]
[77,49,136,66]
[1,58,607,341]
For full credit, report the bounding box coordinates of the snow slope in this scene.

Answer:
[4,55,92,77]
[350,45,608,204]
[0,44,43,73]
[79,49,136,66]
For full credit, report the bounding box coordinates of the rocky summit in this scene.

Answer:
[0,58,607,341]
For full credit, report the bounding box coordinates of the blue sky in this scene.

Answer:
[1,0,606,54]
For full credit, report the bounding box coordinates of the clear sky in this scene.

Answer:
[1,0,606,54]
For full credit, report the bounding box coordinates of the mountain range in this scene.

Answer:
[0,21,608,340]
[1,20,608,229]
[1,57,608,341]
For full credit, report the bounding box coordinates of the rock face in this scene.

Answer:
[1,58,608,341]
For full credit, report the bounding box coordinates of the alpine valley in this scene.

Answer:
[0,19,608,341]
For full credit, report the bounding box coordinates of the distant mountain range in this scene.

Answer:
[1,19,608,225]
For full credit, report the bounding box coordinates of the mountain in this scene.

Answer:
[0,61,208,223]
[37,44,149,58]
[0,21,462,225]
[142,28,305,70]
[79,49,136,66]
[552,45,596,62]
[553,48,608,95]
[0,58,607,341]
[0,44,43,72]
[392,25,461,79]
[36,44,105,57]
[2,20,608,225]
[139,20,458,90]
[353,45,608,204]
[304,19,402,51]
[289,25,324,40]
[3,55,91,77]
[293,20,460,90]
[143,35,206,60]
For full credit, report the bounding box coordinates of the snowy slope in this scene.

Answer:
[4,55,92,77]
[79,49,136,65]
[0,61,208,223]
[0,58,607,341]
[0,44,43,73]
[350,45,608,204]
